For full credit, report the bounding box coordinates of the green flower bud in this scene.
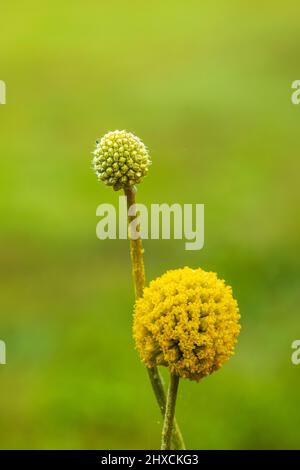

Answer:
[92,130,151,191]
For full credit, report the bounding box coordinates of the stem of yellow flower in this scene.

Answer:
[124,187,185,450]
[161,373,180,450]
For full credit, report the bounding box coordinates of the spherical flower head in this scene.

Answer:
[92,130,151,191]
[133,267,241,381]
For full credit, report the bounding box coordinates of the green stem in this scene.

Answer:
[124,187,185,450]
[161,373,180,450]
[147,367,185,450]
[124,187,145,298]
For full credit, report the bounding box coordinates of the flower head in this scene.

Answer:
[92,130,151,191]
[133,267,241,381]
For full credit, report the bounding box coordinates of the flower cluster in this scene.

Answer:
[92,130,151,191]
[133,267,241,381]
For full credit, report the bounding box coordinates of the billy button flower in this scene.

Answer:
[133,267,241,381]
[92,130,151,191]
[133,266,241,450]
[92,130,185,450]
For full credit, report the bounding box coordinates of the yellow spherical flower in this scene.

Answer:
[133,267,241,381]
[92,130,151,191]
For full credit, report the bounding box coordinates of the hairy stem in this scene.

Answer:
[124,187,185,450]
[147,367,185,450]
[161,373,180,450]
[124,187,145,298]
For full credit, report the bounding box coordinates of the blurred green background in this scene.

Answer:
[1,0,300,449]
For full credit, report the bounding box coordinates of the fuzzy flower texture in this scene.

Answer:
[133,267,241,381]
[92,130,151,191]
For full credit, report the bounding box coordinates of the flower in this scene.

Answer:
[92,130,151,191]
[133,267,241,381]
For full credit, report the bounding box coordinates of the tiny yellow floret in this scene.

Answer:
[133,267,241,381]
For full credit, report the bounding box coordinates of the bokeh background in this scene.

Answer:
[1,0,300,449]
